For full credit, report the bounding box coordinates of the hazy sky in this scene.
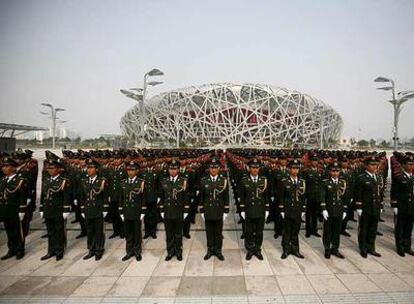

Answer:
[0,0,413,140]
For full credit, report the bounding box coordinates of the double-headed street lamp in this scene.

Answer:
[374,76,414,150]
[40,103,66,149]
[121,68,164,147]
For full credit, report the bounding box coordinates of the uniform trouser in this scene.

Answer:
[74,204,87,234]
[189,197,198,223]
[124,219,142,255]
[144,201,158,235]
[306,201,319,235]
[341,200,354,232]
[282,217,301,254]
[273,212,283,236]
[183,216,191,236]
[267,199,276,222]
[244,217,265,253]
[323,216,342,253]
[164,217,183,255]
[205,219,224,253]
[395,213,414,252]
[358,213,379,253]
[85,217,105,256]
[2,217,25,255]
[22,209,31,237]
[45,217,65,256]
[110,201,124,236]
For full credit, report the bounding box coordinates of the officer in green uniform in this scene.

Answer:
[158,160,189,261]
[278,159,306,259]
[199,158,229,261]
[390,154,414,257]
[340,156,356,237]
[142,164,159,239]
[79,159,109,261]
[239,158,269,261]
[303,155,323,238]
[272,153,289,239]
[320,161,347,259]
[39,159,71,261]
[119,160,146,261]
[354,156,384,258]
[0,157,28,260]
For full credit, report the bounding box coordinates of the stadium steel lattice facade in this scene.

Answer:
[120,83,343,147]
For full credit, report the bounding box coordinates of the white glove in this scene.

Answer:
[40,211,44,219]
[196,190,200,196]
[381,209,384,213]
[140,214,145,221]
[108,196,111,203]
[393,208,398,215]
[184,213,188,219]
[120,214,124,221]
[301,212,306,219]
[157,197,161,204]
[19,213,25,221]
[240,212,245,219]
[160,212,164,219]
[322,210,329,221]
[265,211,269,219]
[342,212,347,220]
[357,209,362,217]
[201,214,205,221]
[73,199,78,206]
[81,213,85,218]
[270,196,275,202]
[223,213,228,221]
[63,212,70,220]
[103,212,108,217]
[237,197,241,202]
[26,198,31,205]
[280,212,285,219]
[191,198,194,203]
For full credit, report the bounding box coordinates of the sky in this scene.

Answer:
[0,0,413,140]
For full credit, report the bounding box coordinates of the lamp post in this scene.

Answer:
[374,77,414,150]
[121,68,164,147]
[40,103,66,149]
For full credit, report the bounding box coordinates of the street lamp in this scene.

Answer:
[374,76,414,150]
[40,103,66,149]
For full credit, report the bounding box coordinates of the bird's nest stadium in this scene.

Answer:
[120,83,343,148]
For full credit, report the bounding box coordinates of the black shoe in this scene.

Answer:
[76,233,87,239]
[360,251,368,258]
[368,251,381,257]
[341,231,351,237]
[40,253,55,260]
[16,252,25,260]
[143,233,151,239]
[313,232,321,238]
[379,218,384,222]
[56,253,63,261]
[184,233,191,239]
[83,252,95,260]
[215,253,225,261]
[397,250,405,257]
[305,233,311,238]
[281,252,288,259]
[255,252,264,260]
[273,233,279,239]
[108,233,119,239]
[376,231,383,236]
[151,233,157,239]
[41,234,48,239]
[1,252,15,260]
[293,251,304,259]
[246,252,254,260]
[136,254,142,261]
[119,234,125,239]
[240,234,245,239]
[176,254,183,261]
[71,219,78,224]
[95,254,102,261]
[122,253,134,261]
[333,251,345,259]
[405,249,414,256]
[324,251,331,259]
[238,219,243,224]
[204,252,213,260]
[165,254,174,261]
